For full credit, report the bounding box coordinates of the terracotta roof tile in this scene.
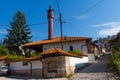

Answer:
[41,48,83,58]
[23,36,91,47]
[0,56,8,61]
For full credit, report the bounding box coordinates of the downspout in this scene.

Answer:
[40,59,44,78]
[28,61,32,76]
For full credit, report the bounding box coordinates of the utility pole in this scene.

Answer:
[57,0,63,50]
[60,13,63,50]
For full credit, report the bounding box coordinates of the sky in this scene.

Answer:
[0,0,120,41]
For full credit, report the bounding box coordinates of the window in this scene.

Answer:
[44,48,46,50]
[69,46,73,51]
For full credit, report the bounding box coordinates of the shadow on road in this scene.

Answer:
[76,54,111,73]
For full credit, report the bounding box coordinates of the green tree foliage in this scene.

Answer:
[110,33,120,75]
[0,45,9,56]
[6,11,32,53]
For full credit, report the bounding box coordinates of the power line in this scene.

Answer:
[0,19,59,27]
[63,17,84,33]
[78,0,105,15]
[62,0,105,33]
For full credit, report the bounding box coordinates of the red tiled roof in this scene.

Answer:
[26,56,42,61]
[0,56,8,61]
[41,48,83,58]
[23,36,91,47]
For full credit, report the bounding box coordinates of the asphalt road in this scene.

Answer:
[69,53,111,80]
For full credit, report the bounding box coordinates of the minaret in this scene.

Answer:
[47,5,54,40]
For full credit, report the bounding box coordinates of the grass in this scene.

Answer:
[113,60,120,75]
[107,60,120,80]
[6,54,24,61]
[30,52,41,57]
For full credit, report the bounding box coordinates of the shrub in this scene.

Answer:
[69,49,82,56]
[31,52,41,57]
[7,54,24,61]
[113,60,120,75]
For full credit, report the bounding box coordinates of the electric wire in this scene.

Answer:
[78,0,105,15]
[0,0,104,28]
[62,0,105,32]
[0,19,59,27]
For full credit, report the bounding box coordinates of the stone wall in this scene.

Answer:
[43,56,66,78]
[43,56,88,78]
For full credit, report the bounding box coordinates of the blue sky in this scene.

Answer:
[0,0,120,41]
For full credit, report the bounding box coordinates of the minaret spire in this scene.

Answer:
[47,5,54,40]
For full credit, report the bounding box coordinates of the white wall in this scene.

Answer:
[69,56,88,73]
[43,41,88,53]
[0,61,6,66]
[10,60,42,70]
[70,57,88,66]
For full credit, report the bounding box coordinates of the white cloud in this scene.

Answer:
[99,27,120,36]
[73,14,89,20]
[92,22,120,37]
[92,22,120,28]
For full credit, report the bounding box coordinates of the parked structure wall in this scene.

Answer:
[10,60,42,77]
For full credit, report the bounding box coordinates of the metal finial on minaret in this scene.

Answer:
[49,5,52,10]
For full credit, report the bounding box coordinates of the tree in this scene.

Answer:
[6,11,32,53]
[0,45,9,56]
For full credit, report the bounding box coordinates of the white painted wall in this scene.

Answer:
[69,56,88,73]
[43,41,88,53]
[70,57,88,66]
[10,60,42,70]
[0,61,6,66]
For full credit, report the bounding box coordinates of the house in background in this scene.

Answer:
[88,43,99,61]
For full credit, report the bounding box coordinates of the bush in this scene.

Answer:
[7,54,24,61]
[31,52,41,57]
[69,49,82,56]
[113,60,120,75]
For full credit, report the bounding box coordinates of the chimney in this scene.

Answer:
[47,5,54,40]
